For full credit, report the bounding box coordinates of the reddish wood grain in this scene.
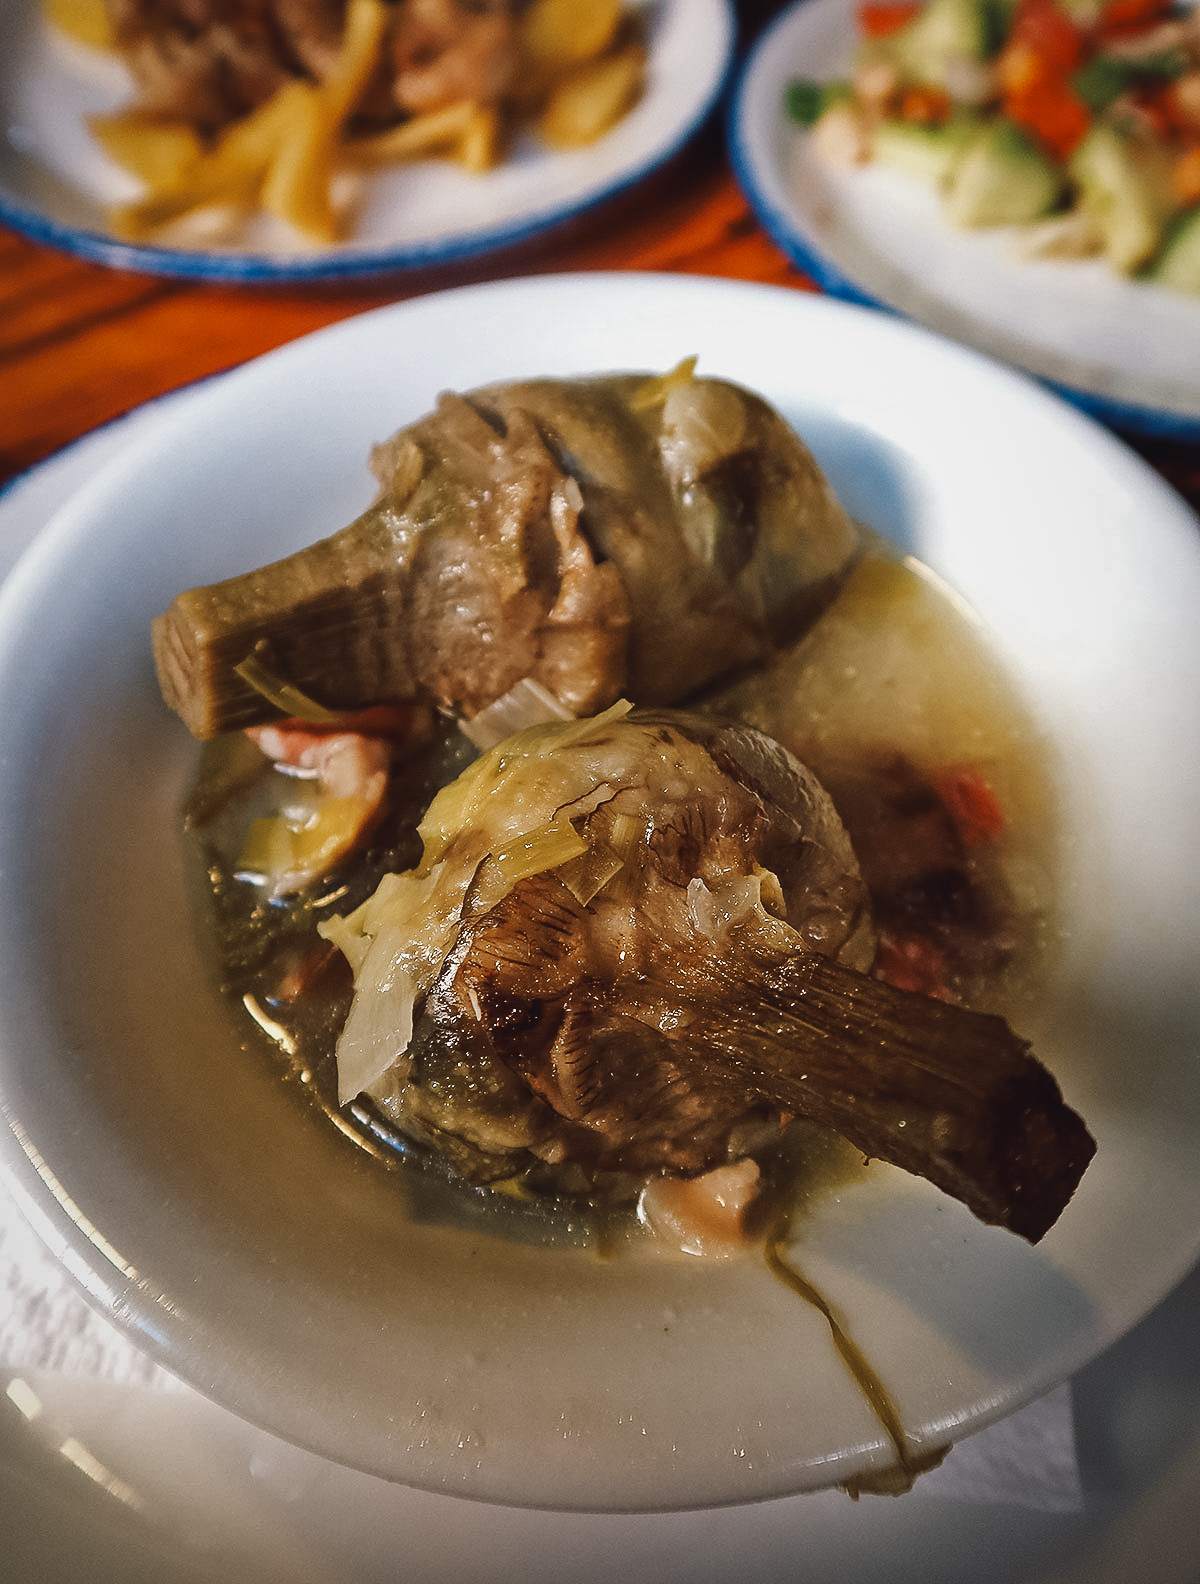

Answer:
[0,93,1195,510]
[0,143,816,483]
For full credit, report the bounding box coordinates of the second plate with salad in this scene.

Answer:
[730,0,1200,436]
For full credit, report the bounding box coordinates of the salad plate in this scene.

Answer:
[728,0,1200,438]
[0,0,733,280]
[0,273,1198,1512]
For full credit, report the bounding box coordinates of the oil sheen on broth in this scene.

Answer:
[183,538,1059,1250]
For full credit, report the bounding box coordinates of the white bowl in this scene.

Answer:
[0,273,1198,1510]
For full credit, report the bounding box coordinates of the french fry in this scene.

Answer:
[345,101,501,174]
[261,0,388,241]
[109,0,386,245]
[109,82,311,240]
[259,85,341,241]
[96,0,644,249]
[323,0,389,120]
[538,45,646,150]
[521,0,623,74]
[456,104,502,174]
[347,99,478,164]
[42,0,115,50]
[88,111,205,188]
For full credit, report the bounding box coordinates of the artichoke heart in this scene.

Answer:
[321,707,1095,1243]
[152,369,862,740]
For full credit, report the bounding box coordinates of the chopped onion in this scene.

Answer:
[332,924,418,1103]
[629,356,698,412]
[658,377,748,488]
[233,639,342,723]
[492,818,588,885]
[556,840,624,905]
[460,676,575,751]
[417,698,633,867]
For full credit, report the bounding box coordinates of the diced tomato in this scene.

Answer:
[262,703,424,741]
[1162,75,1200,140]
[997,38,1045,99]
[874,931,955,1001]
[899,83,954,123]
[997,0,1091,156]
[1096,0,1175,39]
[1173,145,1200,205]
[857,1,922,37]
[1129,87,1178,141]
[932,765,1007,847]
[1005,0,1086,75]
[1006,75,1093,156]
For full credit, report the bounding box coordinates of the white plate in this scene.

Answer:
[4,391,1200,1580]
[728,0,1200,438]
[0,0,732,280]
[0,273,1198,1513]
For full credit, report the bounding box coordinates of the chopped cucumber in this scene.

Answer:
[872,115,979,189]
[883,0,992,87]
[944,119,1063,227]
[1068,122,1175,274]
[980,0,1020,54]
[1072,48,1189,114]
[1148,206,1200,296]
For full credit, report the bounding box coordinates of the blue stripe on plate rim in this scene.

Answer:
[725,3,1200,446]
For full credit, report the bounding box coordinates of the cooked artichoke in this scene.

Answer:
[320,707,1095,1242]
[152,367,861,739]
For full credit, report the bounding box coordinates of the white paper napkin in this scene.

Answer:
[0,1192,178,1392]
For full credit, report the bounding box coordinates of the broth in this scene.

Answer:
[183,539,1059,1242]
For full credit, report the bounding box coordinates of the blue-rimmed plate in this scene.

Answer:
[728,0,1200,439]
[0,0,733,281]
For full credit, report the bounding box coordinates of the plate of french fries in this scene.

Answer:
[0,0,734,278]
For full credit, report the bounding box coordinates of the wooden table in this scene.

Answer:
[2,2,1198,513]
